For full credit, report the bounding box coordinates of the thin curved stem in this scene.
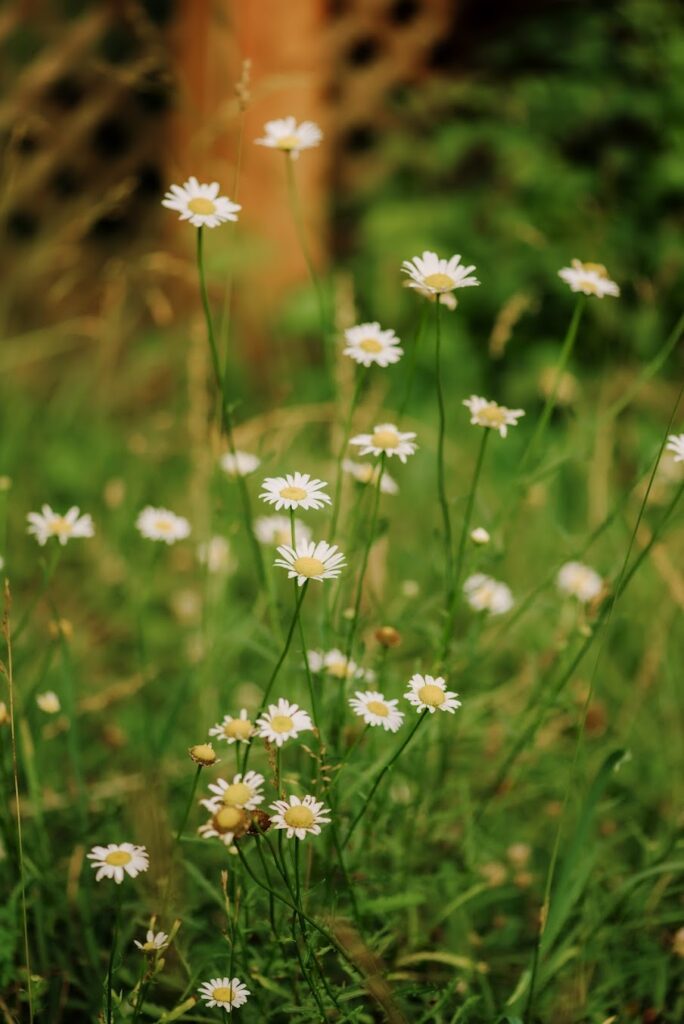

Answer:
[329,369,366,542]
[434,301,454,616]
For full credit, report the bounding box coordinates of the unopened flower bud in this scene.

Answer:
[374,625,401,648]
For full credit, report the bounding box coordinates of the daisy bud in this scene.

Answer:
[189,743,219,767]
[374,625,401,648]
[470,527,490,546]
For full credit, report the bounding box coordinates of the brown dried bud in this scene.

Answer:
[374,625,401,648]
[247,810,272,837]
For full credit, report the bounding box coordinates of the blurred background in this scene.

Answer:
[1,0,682,395]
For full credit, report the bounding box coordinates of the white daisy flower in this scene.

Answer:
[134,930,169,953]
[349,423,417,463]
[349,690,404,732]
[403,280,458,309]
[36,691,60,714]
[219,450,261,478]
[200,771,265,813]
[254,515,313,547]
[256,698,313,747]
[666,433,684,463]
[27,505,94,547]
[198,977,250,1012]
[255,116,322,158]
[558,260,620,298]
[342,459,399,495]
[87,843,149,884]
[274,539,346,587]
[404,674,461,714]
[208,709,254,745]
[270,794,330,840]
[342,322,404,368]
[463,396,525,438]
[136,506,191,544]
[197,536,234,574]
[260,473,331,512]
[463,573,514,615]
[402,250,479,294]
[161,177,241,229]
[307,648,373,682]
[557,561,603,604]
[470,527,490,545]
[198,806,250,847]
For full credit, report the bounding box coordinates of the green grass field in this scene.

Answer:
[1,141,683,1024]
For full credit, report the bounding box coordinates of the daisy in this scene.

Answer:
[136,506,190,544]
[557,561,603,604]
[349,690,404,732]
[402,251,479,294]
[403,280,458,310]
[255,116,322,158]
[36,691,60,714]
[134,930,169,953]
[307,649,373,681]
[349,423,417,463]
[219,450,261,478]
[342,459,399,495]
[470,527,490,545]
[463,396,525,438]
[198,806,250,847]
[209,709,254,745]
[404,674,461,714]
[201,772,265,813]
[161,177,241,229]
[274,539,346,587]
[260,473,331,512]
[342,322,404,368]
[27,505,94,547]
[270,794,330,840]
[198,977,250,1012]
[558,260,620,298]
[255,699,313,747]
[188,743,219,766]
[87,843,149,884]
[197,536,234,574]
[666,433,684,463]
[254,515,313,547]
[463,573,514,615]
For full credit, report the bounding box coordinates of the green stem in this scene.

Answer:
[434,300,454,616]
[398,304,428,417]
[343,710,427,848]
[329,369,366,542]
[520,296,585,472]
[106,903,120,1024]
[161,765,202,921]
[441,428,490,662]
[284,155,328,351]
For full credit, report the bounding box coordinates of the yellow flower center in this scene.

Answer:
[224,719,253,740]
[213,805,244,832]
[190,743,217,764]
[187,196,216,215]
[276,135,299,150]
[105,850,132,867]
[478,404,507,428]
[284,805,315,829]
[359,338,383,353]
[356,465,374,483]
[371,429,399,449]
[583,262,608,278]
[211,986,234,1003]
[280,485,307,501]
[154,517,174,532]
[222,782,252,806]
[327,659,349,679]
[418,684,445,707]
[366,700,389,717]
[293,556,325,578]
[50,517,72,536]
[423,272,454,291]
[270,714,294,733]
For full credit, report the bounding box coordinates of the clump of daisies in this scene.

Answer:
[558,259,620,298]
[255,116,322,158]
[463,574,514,615]
[136,506,191,544]
[162,177,241,229]
[27,505,94,546]
[342,322,403,368]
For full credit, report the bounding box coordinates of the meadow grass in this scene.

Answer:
[0,147,682,1024]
